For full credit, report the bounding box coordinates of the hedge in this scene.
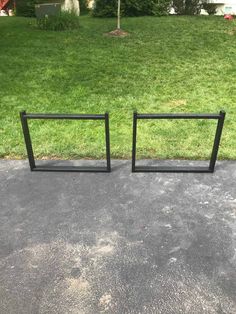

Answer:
[92,0,171,17]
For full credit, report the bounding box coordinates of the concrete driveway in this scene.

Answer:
[0,160,236,314]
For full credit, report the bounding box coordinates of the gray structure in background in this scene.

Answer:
[35,3,61,18]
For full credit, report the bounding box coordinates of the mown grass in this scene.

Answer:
[0,15,235,160]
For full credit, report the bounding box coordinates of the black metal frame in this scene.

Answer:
[132,110,226,173]
[20,111,111,172]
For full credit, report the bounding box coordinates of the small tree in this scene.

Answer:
[107,0,129,37]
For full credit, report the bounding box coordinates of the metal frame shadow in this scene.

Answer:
[132,110,226,173]
[20,111,111,172]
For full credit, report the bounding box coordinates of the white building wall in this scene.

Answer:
[207,0,236,14]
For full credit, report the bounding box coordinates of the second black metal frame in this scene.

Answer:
[132,111,225,173]
[20,111,111,172]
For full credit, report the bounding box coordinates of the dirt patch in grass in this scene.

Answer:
[225,27,236,35]
[167,99,187,107]
[104,28,129,37]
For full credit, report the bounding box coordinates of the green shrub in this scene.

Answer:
[92,0,171,17]
[15,0,36,17]
[122,0,145,17]
[93,0,118,17]
[36,11,79,31]
[80,0,90,14]
[172,0,202,15]
[202,2,217,15]
[152,0,172,16]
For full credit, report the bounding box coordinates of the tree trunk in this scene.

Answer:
[117,0,121,29]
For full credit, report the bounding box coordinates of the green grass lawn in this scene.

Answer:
[0,15,235,160]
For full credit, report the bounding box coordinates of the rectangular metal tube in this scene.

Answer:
[209,110,226,171]
[134,166,212,173]
[137,113,221,119]
[33,166,109,172]
[132,112,137,172]
[25,113,105,120]
[105,112,111,172]
[20,111,36,171]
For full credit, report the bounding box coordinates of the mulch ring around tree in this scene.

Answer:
[104,29,129,37]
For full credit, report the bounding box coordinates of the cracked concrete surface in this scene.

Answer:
[0,160,236,314]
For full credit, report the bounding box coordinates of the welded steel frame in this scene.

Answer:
[20,111,111,172]
[132,111,226,173]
